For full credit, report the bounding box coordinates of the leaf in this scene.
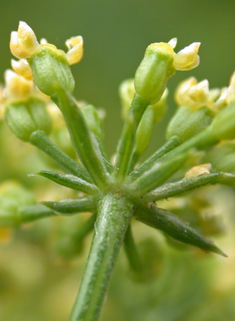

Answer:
[30,130,92,182]
[42,196,96,214]
[143,172,231,202]
[33,170,99,195]
[17,204,55,223]
[135,203,227,257]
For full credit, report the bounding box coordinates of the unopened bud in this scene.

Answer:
[0,181,35,227]
[209,102,235,140]
[80,104,105,139]
[119,79,135,119]
[28,46,75,96]
[134,42,175,104]
[166,105,214,142]
[134,39,201,104]
[152,88,168,123]
[6,97,52,142]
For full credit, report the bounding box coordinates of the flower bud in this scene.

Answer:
[134,39,200,104]
[203,142,235,185]
[166,105,214,142]
[80,104,105,139]
[28,46,75,96]
[209,102,235,140]
[135,105,155,155]
[6,97,52,142]
[0,181,35,227]
[119,78,168,123]
[214,88,228,111]
[119,79,135,119]
[134,42,175,104]
[152,88,168,123]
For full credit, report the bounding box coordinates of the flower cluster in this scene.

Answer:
[1,20,235,321]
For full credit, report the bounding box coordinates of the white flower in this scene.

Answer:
[149,38,201,71]
[10,21,39,59]
[11,58,33,80]
[10,21,84,66]
[173,42,201,71]
[4,69,33,100]
[65,36,84,65]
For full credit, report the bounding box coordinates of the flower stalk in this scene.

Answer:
[69,193,133,321]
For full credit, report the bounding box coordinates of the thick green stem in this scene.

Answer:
[69,192,133,321]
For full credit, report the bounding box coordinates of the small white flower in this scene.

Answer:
[149,39,200,71]
[10,21,39,59]
[4,69,33,100]
[65,36,84,65]
[173,42,201,71]
[11,58,33,80]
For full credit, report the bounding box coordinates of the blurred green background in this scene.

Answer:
[1,1,235,321]
[1,0,235,156]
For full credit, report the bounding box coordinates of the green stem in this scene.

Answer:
[128,105,156,172]
[52,90,111,189]
[94,135,113,173]
[114,94,150,182]
[129,135,181,179]
[130,151,189,197]
[69,192,133,321]
[30,130,92,182]
[128,151,141,173]
[129,129,219,196]
[162,128,218,162]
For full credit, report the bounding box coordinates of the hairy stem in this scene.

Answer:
[69,192,133,321]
